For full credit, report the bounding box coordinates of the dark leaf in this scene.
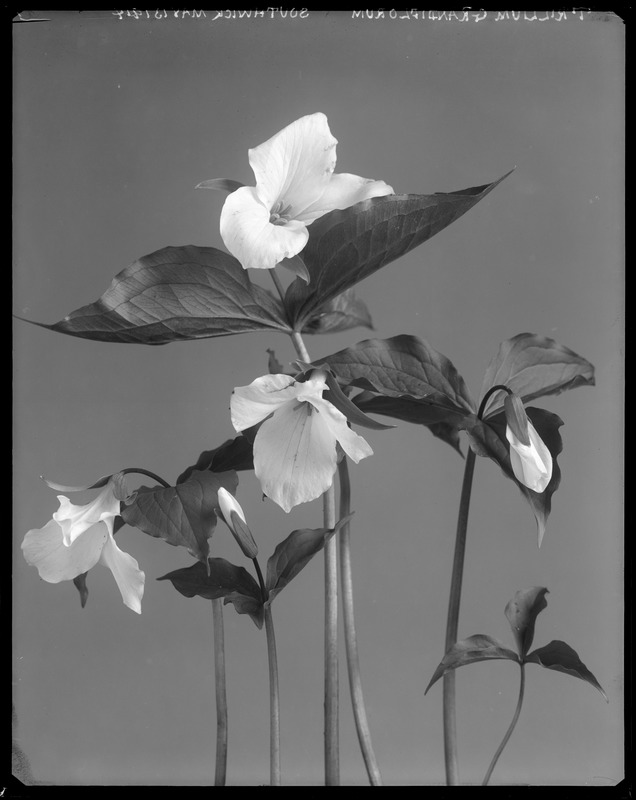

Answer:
[176,438,253,484]
[504,587,549,658]
[31,246,291,345]
[195,178,245,193]
[158,557,264,628]
[480,333,595,417]
[279,254,310,283]
[526,640,608,701]
[121,470,238,565]
[319,335,476,416]
[465,408,563,546]
[265,515,352,604]
[425,635,519,694]
[73,573,89,609]
[284,173,512,330]
[302,288,374,335]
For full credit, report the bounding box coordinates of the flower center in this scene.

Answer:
[269,201,292,226]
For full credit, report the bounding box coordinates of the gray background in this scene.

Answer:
[13,10,623,786]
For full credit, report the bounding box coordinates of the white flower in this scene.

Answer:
[22,478,145,613]
[230,370,373,513]
[505,420,553,493]
[219,112,393,271]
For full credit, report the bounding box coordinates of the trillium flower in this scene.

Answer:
[505,419,553,493]
[21,477,145,613]
[217,487,259,559]
[219,112,394,271]
[230,370,373,513]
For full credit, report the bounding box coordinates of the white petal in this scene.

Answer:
[231,373,297,431]
[98,534,145,614]
[248,113,337,217]
[220,185,309,270]
[506,422,552,493]
[307,396,374,463]
[217,487,246,525]
[253,400,339,513]
[22,519,107,583]
[297,172,394,224]
[53,484,120,546]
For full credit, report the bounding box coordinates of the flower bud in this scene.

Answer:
[217,487,258,559]
[503,393,531,446]
[505,415,553,494]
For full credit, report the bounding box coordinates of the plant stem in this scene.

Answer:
[442,447,476,786]
[210,599,228,786]
[482,663,526,786]
[264,605,281,786]
[253,557,281,787]
[337,458,383,786]
[121,467,171,488]
[270,270,340,786]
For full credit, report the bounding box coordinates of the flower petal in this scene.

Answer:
[253,400,339,512]
[220,185,309,270]
[296,172,394,224]
[231,373,297,431]
[506,421,552,493]
[307,396,374,463]
[53,484,121,547]
[248,112,337,216]
[98,534,145,614]
[22,519,107,583]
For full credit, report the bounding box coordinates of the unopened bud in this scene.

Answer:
[504,393,530,446]
[217,487,258,559]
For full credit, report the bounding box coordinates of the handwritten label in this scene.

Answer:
[350,10,594,22]
[112,9,310,20]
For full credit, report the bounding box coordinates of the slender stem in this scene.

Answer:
[252,557,281,786]
[121,467,171,488]
[323,485,340,785]
[210,599,228,786]
[337,458,383,786]
[442,447,476,786]
[264,605,281,786]
[482,663,526,786]
[271,271,339,786]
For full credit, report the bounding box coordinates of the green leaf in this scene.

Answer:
[525,640,608,701]
[265,515,352,604]
[302,288,374,335]
[32,246,291,345]
[195,178,245,193]
[284,173,512,330]
[504,587,549,659]
[480,333,595,417]
[319,335,476,415]
[425,635,519,694]
[121,470,238,565]
[176,438,253,484]
[465,408,563,546]
[157,557,264,629]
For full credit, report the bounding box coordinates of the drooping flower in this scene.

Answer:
[505,418,553,494]
[217,487,258,559]
[230,370,373,513]
[21,476,145,613]
[219,112,393,271]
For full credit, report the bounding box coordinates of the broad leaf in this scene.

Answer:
[465,408,563,546]
[284,172,512,330]
[302,288,374,335]
[425,635,519,694]
[504,587,549,658]
[480,333,595,417]
[265,515,352,604]
[33,246,291,345]
[176,438,253,484]
[319,335,476,415]
[526,640,608,701]
[121,470,238,565]
[158,557,264,629]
